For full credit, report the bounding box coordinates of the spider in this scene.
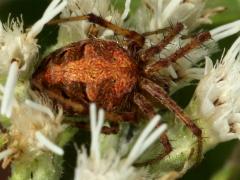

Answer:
[30,13,211,166]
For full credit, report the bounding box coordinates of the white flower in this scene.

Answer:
[0,90,65,168]
[57,0,123,47]
[0,0,67,73]
[131,1,240,93]
[74,104,167,180]
[135,0,209,32]
[12,99,64,154]
[194,36,240,142]
[166,19,240,93]
[0,17,31,74]
[0,0,67,118]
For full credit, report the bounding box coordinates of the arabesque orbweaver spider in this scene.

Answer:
[31,13,211,166]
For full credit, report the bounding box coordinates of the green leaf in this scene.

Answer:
[206,0,240,25]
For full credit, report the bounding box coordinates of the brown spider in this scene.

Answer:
[30,13,211,166]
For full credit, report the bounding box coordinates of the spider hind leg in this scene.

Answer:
[139,78,203,162]
[133,93,173,166]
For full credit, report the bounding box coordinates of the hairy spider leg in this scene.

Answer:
[142,27,170,37]
[139,23,184,62]
[133,93,155,118]
[48,13,145,47]
[64,110,137,135]
[144,31,211,73]
[133,93,173,166]
[66,120,120,135]
[139,78,202,162]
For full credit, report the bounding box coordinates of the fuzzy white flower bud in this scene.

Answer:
[135,0,210,33]
[57,0,123,46]
[0,94,65,168]
[195,36,240,142]
[10,99,64,154]
[0,18,37,73]
[0,0,67,118]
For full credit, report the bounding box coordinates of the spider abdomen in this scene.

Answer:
[31,39,138,113]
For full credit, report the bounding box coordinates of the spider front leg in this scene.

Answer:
[48,13,145,47]
[144,31,211,73]
[133,93,173,166]
[139,23,184,62]
[65,111,137,135]
[140,78,203,162]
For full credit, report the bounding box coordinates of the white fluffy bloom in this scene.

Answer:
[195,36,240,142]
[0,0,67,73]
[74,104,167,180]
[135,0,225,32]
[166,20,240,93]
[0,17,37,74]
[173,19,240,90]
[135,0,210,32]
[0,20,37,117]
[57,0,123,46]
[11,100,64,153]
[130,1,239,93]
[0,0,67,118]
[0,96,65,168]
[0,0,67,166]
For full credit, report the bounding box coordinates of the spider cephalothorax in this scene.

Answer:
[31,13,211,165]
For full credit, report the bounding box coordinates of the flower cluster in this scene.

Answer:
[56,0,123,48]
[135,0,207,32]
[0,0,67,118]
[0,0,67,174]
[0,96,65,168]
[132,0,240,93]
[74,104,167,180]
[193,36,240,143]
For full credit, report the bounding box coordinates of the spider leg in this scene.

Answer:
[149,75,171,92]
[66,120,119,135]
[134,132,173,166]
[105,111,137,124]
[144,32,211,74]
[46,88,87,114]
[64,110,137,136]
[142,27,170,37]
[133,93,173,166]
[48,13,145,47]
[133,93,155,118]
[87,24,100,38]
[139,78,202,161]
[139,23,184,62]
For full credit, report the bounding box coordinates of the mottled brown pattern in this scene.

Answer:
[32,39,138,111]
